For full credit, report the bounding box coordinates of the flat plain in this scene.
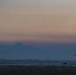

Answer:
[0,66,76,75]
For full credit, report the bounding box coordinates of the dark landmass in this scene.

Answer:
[0,66,76,75]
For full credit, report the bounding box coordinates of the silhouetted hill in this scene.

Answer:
[0,42,76,60]
[13,42,25,47]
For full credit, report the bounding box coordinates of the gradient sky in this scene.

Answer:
[0,0,76,43]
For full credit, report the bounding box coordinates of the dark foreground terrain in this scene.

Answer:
[0,66,76,75]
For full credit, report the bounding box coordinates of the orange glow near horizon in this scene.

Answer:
[0,0,76,43]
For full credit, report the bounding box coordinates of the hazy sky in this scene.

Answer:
[0,0,76,43]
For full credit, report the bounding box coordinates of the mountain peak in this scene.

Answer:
[14,42,25,47]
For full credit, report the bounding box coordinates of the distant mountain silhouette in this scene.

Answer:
[11,42,26,49]
[0,42,76,60]
[14,42,25,46]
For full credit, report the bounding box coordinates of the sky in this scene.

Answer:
[0,0,76,43]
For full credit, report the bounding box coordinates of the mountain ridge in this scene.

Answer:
[0,42,76,60]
